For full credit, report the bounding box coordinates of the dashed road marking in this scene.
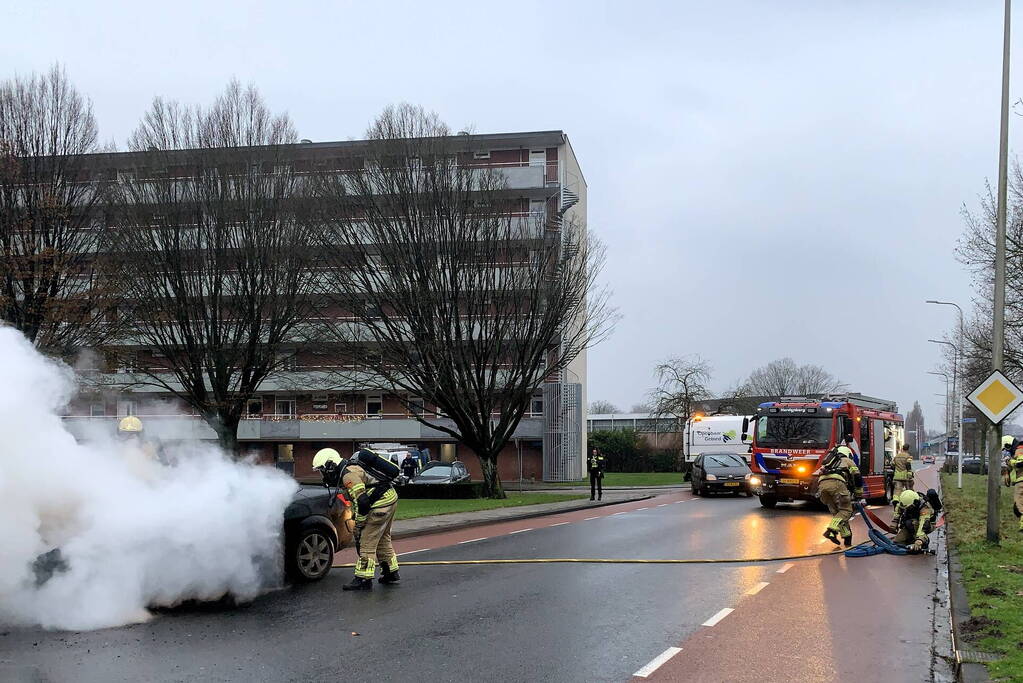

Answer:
[656,503,668,507]
[745,582,769,596]
[776,563,794,574]
[584,516,600,520]
[509,528,533,534]
[633,647,682,678]
[702,608,734,627]
[398,548,429,556]
[458,538,487,544]
[636,507,650,511]
[673,501,685,504]
[549,522,569,527]
[611,511,628,516]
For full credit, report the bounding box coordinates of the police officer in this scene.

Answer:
[588,447,606,501]
[892,443,914,502]
[1006,442,1023,533]
[892,489,936,552]
[339,449,400,591]
[815,445,863,547]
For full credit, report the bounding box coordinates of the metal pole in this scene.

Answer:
[989,0,1011,543]
[929,339,963,487]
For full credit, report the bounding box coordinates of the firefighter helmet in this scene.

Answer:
[117,416,143,433]
[899,489,920,507]
[1003,435,1016,448]
[836,445,853,457]
[312,448,343,470]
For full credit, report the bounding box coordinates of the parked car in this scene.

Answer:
[283,484,353,582]
[921,454,936,465]
[691,452,753,497]
[409,461,470,484]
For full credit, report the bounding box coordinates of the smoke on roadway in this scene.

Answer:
[0,326,298,630]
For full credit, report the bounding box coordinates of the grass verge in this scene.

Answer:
[940,472,1023,682]
[547,472,682,487]
[394,493,588,521]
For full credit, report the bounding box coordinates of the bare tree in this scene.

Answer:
[904,401,926,456]
[312,104,616,498]
[741,357,845,397]
[589,400,619,414]
[105,81,319,452]
[0,65,113,353]
[630,402,653,413]
[649,356,712,423]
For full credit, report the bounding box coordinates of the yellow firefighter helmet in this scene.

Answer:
[899,489,920,507]
[118,416,144,433]
[312,448,343,470]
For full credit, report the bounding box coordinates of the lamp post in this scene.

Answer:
[929,339,963,488]
[928,371,951,435]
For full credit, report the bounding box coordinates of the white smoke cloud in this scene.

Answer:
[0,326,298,630]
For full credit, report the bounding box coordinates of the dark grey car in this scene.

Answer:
[409,461,470,484]
[282,485,353,582]
[691,453,753,496]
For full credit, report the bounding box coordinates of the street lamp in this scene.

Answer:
[929,338,964,488]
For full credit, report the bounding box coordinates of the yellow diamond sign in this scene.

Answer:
[967,370,1023,425]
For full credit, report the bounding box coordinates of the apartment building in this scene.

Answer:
[63,130,588,483]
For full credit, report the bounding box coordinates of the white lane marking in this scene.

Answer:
[549,522,570,527]
[776,563,794,574]
[633,647,683,678]
[611,511,628,516]
[702,608,734,627]
[584,516,600,520]
[673,501,685,504]
[458,537,487,544]
[745,582,769,596]
[398,548,429,556]
[656,503,668,507]
[509,528,533,534]
[636,507,650,511]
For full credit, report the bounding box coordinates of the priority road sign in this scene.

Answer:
[967,370,1023,425]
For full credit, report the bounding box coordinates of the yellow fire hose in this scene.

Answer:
[335,546,853,568]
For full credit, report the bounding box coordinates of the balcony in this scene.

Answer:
[62,414,219,441]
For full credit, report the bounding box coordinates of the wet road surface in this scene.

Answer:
[0,466,943,683]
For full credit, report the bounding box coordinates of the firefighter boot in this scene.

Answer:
[379,569,401,585]
[842,535,853,548]
[822,528,840,546]
[342,577,373,591]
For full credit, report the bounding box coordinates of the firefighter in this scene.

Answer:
[588,447,606,501]
[117,415,161,472]
[339,449,400,591]
[892,443,914,502]
[815,445,863,547]
[892,489,936,552]
[1006,442,1023,533]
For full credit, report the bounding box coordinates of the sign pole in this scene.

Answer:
[988,0,1012,544]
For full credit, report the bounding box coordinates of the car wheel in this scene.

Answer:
[759,495,777,509]
[286,527,334,583]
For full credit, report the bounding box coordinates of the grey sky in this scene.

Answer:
[4,1,1011,430]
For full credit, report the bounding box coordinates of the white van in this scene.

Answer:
[683,414,754,462]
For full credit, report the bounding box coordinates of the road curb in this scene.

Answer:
[944,520,992,683]
[391,494,656,540]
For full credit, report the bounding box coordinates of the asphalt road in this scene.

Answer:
[0,465,943,683]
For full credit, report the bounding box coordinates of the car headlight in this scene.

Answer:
[705,474,717,481]
[747,476,762,486]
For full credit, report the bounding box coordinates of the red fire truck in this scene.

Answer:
[745,394,904,508]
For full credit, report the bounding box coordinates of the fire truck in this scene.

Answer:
[745,394,904,509]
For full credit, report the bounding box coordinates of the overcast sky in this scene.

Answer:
[5,1,1014,430]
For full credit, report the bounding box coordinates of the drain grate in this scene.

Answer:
[958,649,1000,663]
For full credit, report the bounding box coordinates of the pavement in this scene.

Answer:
[0,467,952,683]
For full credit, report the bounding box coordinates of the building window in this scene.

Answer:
[473,150,491,160]
[366,394,382,417]
[117,400,136,417]
[275,399,295,417]
[335,403,348,415]
[409,396,424,416]
[246,399,263,418]
[531,398,544,416]
[90,403,106,417]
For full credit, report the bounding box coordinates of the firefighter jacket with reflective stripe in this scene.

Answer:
[588,455,606,474]
[894,499,934,541]
[343,464,399,522]
[1009,451,1023,485]
[819,455,863,498]
[893,453,914,481]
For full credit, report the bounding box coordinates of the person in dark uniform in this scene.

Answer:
[588,447,606,501]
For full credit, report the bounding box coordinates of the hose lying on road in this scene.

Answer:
[334,546,859,568]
